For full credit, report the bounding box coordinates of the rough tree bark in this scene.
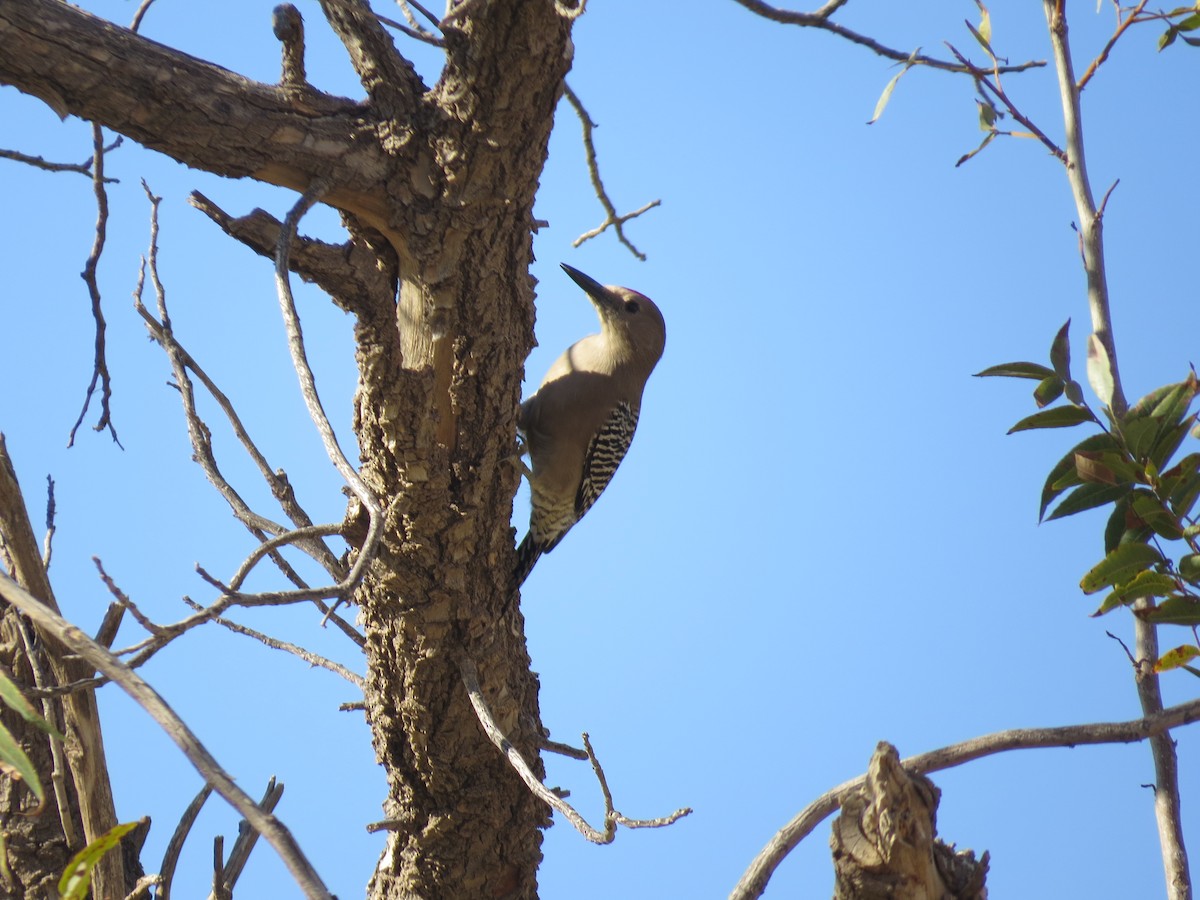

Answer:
[831,743,988,900]
[0,0,575,896]
[0,438,130,898]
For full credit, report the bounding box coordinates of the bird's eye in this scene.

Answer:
[624,300,640,314]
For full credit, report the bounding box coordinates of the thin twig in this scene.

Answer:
[0,146,119,181]
[209,778,286,899]
[0,572,334,900]
[135,184,347,588]
[68,123,121,448]
[1077,0,1150,91]
[729,695,1200,900]
[274,183,384,602]
[562,84,659,260]
[460,657,690,843]
[94,557,163,636]
[377,11,444,46]
[944,42,1066,162]
[730,0,1045,74]
[542,737,589,761]
[182,598,363,688]
[400,0,440,28]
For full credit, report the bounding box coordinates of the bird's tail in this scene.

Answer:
[513,532,543,589]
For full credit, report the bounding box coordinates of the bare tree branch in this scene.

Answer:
[0,0,405,233]
[730,696,1200,900]
[135,184,347,586]
[0,143,120,181]
[1077,0,1150,91]
[562,84,659,260]
[208,778,286,900]
[459,657,691,843]
[183,598,364,688]
[158,784,212,900]
[0,572,334,900]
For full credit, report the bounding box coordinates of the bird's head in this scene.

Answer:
[560,263,666,368]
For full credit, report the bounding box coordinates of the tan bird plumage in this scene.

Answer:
[514,263,666,588]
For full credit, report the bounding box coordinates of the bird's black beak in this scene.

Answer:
[561,263,619,313]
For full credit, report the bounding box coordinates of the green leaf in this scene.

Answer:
[1033,375,1065,408]
[1131,492,1184,540]
[974,361,1056,380]
[1177,11,1200,30]
[1041,432,1119,521]
[1138,595,1200,625]
[1092,570,1179,616]
[1050,319,1071,379]
[1086,334,1115,409]
[955,130,996,167]
[1181,34,1200,45]
[1064,380,1086,406]
[1129,382,1184,420]
[0,670,62,740]
[58,820,145,900]
[1160,25,1179,50]
[1155,645,1200,673]
[1121,416,1161,461]
[1167,454,1200,517]
[977,100,997,131]
[1150,372,1198,426]
[867,47,921,124]
[1009,405,1095,434]
[1151,415,1197,470]
[1179,553,1200,584]
[0,721,43,811]
[1080,542,1164,594]
[975,0,993,46]
[1047,482,1129,522]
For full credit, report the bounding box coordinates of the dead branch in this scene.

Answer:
[562,84,659,260]
[182,598,364,688]
[274,183,385,603]
[208,778,286,900]
[1077,0,1150,91]
[188,192,399,324]
[135,184,346,585]
[158,784,212,900]
[0,143,120,181]
[459,657,691,843]
[68,123,121,448]
[0,572,333,900]
[729,695,1200,900]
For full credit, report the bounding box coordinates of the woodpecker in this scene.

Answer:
[514,263,666,588]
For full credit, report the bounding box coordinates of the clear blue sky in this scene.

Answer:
[2,1,1197,897]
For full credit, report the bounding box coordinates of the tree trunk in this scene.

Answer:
[0,1,575,895]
